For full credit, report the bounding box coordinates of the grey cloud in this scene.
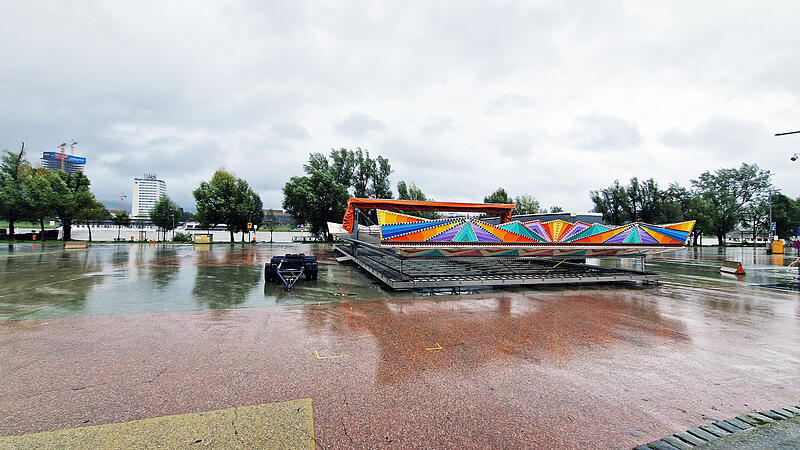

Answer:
[421,117,455,135]
[567,114,643,150]
[2,1,800,213]
[270,123,310,140]
[334,113,385,137]
[659,115,767,155]
[485,94,536,114]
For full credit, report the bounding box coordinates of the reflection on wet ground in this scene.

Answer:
[0,244,798,447]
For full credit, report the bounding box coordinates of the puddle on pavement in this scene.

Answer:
[0,243,798,322]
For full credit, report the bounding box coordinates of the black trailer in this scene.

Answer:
[265,254,318,291]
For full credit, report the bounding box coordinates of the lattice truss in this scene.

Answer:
[377,210,696,245]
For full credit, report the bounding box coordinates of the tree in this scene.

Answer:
[396,180,439,219]
[590,180,628,225]
[484,188,512,204]
[514,195,542,215]
[692,163,772,245]
[771,193,800,241]
[193,170,263,242]
[0,145,32,237]
[659,183,690,224]
[741,197,769,243]
[22,167,60,239]
[283,171,349,239]
[304,148,392,199]
[74,192,107,242]
[111,210,131,241]
[150,195,180,241]
[548,206,564,213]
[264,209,277,242]
[51,171,94,241]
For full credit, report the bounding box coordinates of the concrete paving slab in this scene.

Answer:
[747,412,775,423]
[713,420,741,433]
[674,431,707,446]
[701,415,800,449]
[0,399,314,449]
[737,415,760,426]
[660,435,693,449]
[772,408,796,418]
[723,417,752,430]
[699,424,730,437]
[647,439,679,450]
[687,427,718,441]
[760,410,786,420]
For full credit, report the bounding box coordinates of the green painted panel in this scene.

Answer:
[454,223,478,242]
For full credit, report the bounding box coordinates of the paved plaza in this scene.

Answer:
[1,244,799,448]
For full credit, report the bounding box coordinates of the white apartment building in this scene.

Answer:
[132,173,167,219]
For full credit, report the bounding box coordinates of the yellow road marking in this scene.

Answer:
[544,259,566,273]
[425,342,443,351]
[314,350,348,360]
[0,399,315,449]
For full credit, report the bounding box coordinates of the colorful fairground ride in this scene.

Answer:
[338,198,696,259]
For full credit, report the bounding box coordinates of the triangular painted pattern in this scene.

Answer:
[560,222,590,242]
[571,224,630,244]
[454,223,478,242]
[376,211,695,246]
[377,210,426,225]
[606,227,634,244]
[523,221,552,242]
[473,220,537,242]
[639,225,684,244]
[385,221,462,242]
[428,222,465,242]
[543,220,574,242]
[563,223,612,242]
[381,219,459,239]
[639,224,690,244]
[498,222,547,242]
[623,227,642,244]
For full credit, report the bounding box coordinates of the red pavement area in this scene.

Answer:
[1,287,799,448]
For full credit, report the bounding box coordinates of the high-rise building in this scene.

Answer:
[132,173,167,219]
[39,152,86,174]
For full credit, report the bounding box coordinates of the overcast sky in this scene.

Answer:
[2,1,799,213]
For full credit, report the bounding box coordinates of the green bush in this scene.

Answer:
[172,232,193,243]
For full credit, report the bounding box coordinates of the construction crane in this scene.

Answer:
[106,194,127,212]
[57,142,66,171]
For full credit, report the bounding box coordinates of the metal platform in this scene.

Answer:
[335,241,659,290]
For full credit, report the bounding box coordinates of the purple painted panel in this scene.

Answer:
[605,227,632,244]
[638,227,659,244]
[428,223,464,242]
[561,223,590,242]
[525,222,552,242]
[472,224,502,242]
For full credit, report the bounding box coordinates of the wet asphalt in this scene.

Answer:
[0,243,798,448]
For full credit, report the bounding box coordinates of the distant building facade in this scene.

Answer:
[262,209,294,226]
[39,152,86,174]
[132,174,167,219]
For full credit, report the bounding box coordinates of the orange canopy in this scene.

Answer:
[342,198,515,233]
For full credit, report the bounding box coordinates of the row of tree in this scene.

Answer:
[0,147,106,241]
[0,147,268,243]
[482,187,562,214]
[281,148,563,238]
[590,163,799,245]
